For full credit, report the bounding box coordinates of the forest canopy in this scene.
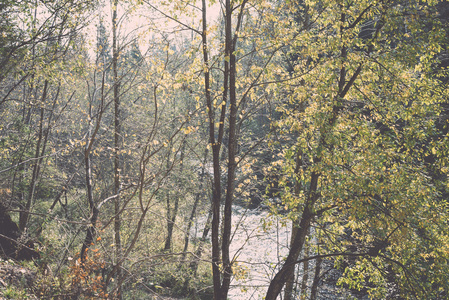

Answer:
[0,0,448,299]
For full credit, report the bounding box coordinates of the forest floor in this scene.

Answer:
[0,258,190,299]
[0,259,38,299]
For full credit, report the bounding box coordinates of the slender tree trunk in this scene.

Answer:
[12,83,35,213]
[19,80,48,232]
[299,234,310,300]
[164,136,173,251]
[310,255,322,300]
[164,187,180,252]
[34,83,60,237]
[165,204,177,249]
[80,116,100,263]
[284,226,303,300]
[164,139,184,251]
[81,148,99,262]
[189,205,212,276]
[112,1,122,298]
[200,0,247,296]
[184,204,212,291]
[200,0,224,295]
[17,5,38,230]
[80,68,106,263]
[164,189,173,251]
[217,1,248,298]
[182,147,208,256]
[219,0,236,295]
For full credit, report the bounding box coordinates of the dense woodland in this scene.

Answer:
[1,0,449,299]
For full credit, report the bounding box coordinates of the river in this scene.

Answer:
[190,205,358,299]
[227,206,291,299]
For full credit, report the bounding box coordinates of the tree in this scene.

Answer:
[195,1,286,298]
[1,0,447,299]
[265,0,449,298]
[0,0,92,246]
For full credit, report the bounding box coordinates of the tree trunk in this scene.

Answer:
[265,10,366,296]
[284,226,299,300]
[200,0,224,295]
[164,190,173,251]
[219,0,237,295]
[19,80,48,232]
[310,255,322,300]
[265,171,319,300]
[284,151,305,300]
[182,147,208,256]
[112,0,122,297]
[80,68,106,263]
[299,235,310,300]
[184,204,212,291]
[190,205,213,276]
[80,148,99,262]
[164,138,184,252]
[164,189,180,252]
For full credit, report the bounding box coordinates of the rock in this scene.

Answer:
[0,259,38,299]
[0,201,39,261]
[0,259,36,288]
